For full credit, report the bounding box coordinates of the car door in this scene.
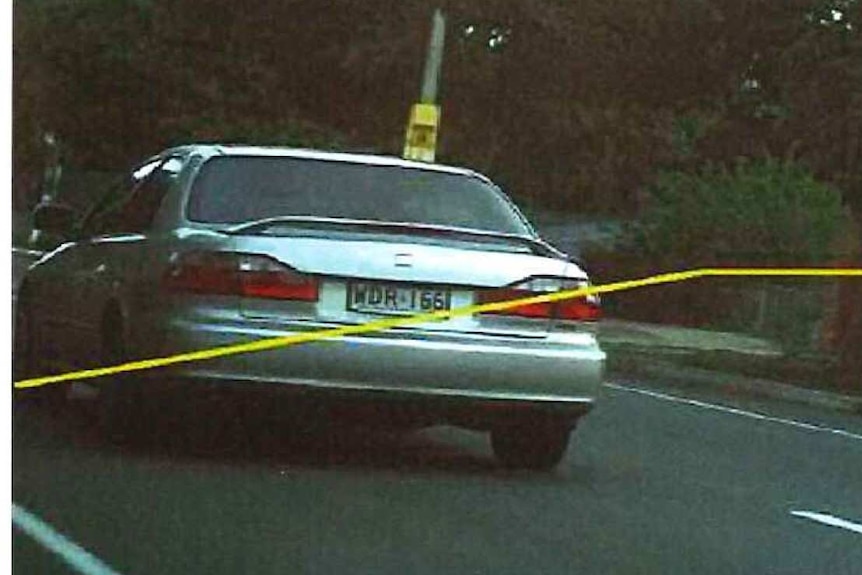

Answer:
[37,156,181,369]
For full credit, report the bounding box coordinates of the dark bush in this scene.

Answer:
[588,158,851,333]
[629,158,848,268]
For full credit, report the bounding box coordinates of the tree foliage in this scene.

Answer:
[629,158,851,267]
[13,0,861,214]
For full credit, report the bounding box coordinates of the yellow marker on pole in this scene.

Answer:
[403,103,441,162]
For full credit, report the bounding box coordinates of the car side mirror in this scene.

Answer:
[32,202,78,237]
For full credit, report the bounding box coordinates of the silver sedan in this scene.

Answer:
[14,145,605,469]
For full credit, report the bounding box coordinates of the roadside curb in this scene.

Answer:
[607,348,862,415]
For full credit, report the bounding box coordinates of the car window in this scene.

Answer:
[82,157,181,236]
[187,156,531,236]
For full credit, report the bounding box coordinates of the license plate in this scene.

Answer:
[347,282,452,315]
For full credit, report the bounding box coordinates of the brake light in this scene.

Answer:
[478,279,600,321]
[164,251,319,301]
[557,293,602,321]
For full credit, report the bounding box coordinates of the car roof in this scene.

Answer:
[160,144,489,182]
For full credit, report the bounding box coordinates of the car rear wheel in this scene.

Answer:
[490,418,574,470]
[96,306,148,444]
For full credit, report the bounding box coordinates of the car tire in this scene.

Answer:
[490,418,574,471]
[96,305,148,445]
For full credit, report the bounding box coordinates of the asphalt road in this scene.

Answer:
[12,377,862,575]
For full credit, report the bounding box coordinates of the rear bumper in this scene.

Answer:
[142,318,606,419]
[142,376,597,430]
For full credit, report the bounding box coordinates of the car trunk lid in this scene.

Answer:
[229,234,586,336]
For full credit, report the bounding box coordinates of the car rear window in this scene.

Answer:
[186,156,531,235]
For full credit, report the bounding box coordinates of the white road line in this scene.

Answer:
[791,511,862,535]
[12,503,124,575]
[605,382,862,442]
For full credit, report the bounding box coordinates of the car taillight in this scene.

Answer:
[478,278,601,321]
[163,251,319,301]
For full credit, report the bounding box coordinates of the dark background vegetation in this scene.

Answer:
[12,0,862,387]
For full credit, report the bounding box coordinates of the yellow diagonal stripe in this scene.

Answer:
[13,267,862,389]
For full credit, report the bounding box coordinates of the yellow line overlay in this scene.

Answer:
[13,267,862,389]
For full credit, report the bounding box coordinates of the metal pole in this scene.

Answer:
[420,8,446,104]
